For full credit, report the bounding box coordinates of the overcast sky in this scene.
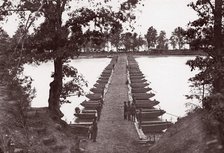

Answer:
[133,0,198,37]
[2,0,198,38]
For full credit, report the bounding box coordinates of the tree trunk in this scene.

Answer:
[214,0,222,52]
[213,0,223,92]
[48,57,64,117]
[48,0,64,117]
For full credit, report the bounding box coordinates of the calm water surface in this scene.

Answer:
[23,58,111,123]
[24,56,198,123]
[136,56,198,121]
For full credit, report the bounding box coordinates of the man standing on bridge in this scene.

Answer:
[124,101,127,120]
[127,101,131,121]
[130,103,136,121]
[137,108,142,129]
[92,118,98,142]
[96,103,102,121]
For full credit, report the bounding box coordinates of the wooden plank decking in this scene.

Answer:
[85,55,145,153]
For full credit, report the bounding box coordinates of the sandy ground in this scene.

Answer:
[84,55,145,153]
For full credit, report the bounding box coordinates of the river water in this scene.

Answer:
[23,58,111,123]
[23,56,198,123]
[136,56,198,122]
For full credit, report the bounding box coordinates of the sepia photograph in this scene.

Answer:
[0,0,223,153]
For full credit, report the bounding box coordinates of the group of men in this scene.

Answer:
[124,101,142,128]
[124,101,136,121]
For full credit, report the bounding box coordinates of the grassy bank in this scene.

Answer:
[148,109,223,153]
[0,82,83,153]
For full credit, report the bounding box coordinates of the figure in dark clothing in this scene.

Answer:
[100,98,104,105]
[127,101,131,121]
[133,98,136,105]
[101,90,104,97]
[137,108,142,129]
[124,101,127,120]
[96,103,102,121]
[7,137,15,153]
[75,107,81,114]
[88,125,93,139]
[92,118,98,142]
[130,103,136,121]
[73,136,83,153]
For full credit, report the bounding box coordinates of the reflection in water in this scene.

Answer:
[136,56,199,121]
[23,58,110,123]
[23,56,199,123]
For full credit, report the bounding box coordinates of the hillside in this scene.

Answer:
[0,84,82,153]
[148,109,223,153]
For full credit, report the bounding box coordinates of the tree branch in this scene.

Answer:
[12,0,46,68]
[61,0,67,13]
[206,0,215,14]
[3,9,30,12]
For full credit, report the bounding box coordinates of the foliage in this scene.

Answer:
[145,26,157,49]
[60,64,87,104]
[121,32,133,51]
[0,0,141,117]
[82,30,106,52]
[133,34,146,51]
[186,0,224,146]
[186,0,214,50]
[170,27,186,50]
[129,32,140,51]
[0,48,36,150]
[186,0,224,94]
[156,30,168,50]
[169,35,177,50]
[0,28,10,55]
[121,32,144,51]
[109,22,123,51]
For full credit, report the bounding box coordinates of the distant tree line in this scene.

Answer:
[145,26,188,50]
[80,25,190,52]
[84,26,189,52]
[0,23,193,54]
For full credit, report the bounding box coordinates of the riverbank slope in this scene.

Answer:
[148,109,223,153]
[0,82,81,153]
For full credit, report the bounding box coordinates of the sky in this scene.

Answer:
[1,0,198,38]
[133,0,198,37]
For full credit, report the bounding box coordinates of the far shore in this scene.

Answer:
[77,50,206,59]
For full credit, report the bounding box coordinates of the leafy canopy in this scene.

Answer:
[0,0,142,106]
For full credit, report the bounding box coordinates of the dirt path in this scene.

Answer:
[85,55,144,153]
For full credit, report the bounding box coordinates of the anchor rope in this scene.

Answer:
[165,112,180,118]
